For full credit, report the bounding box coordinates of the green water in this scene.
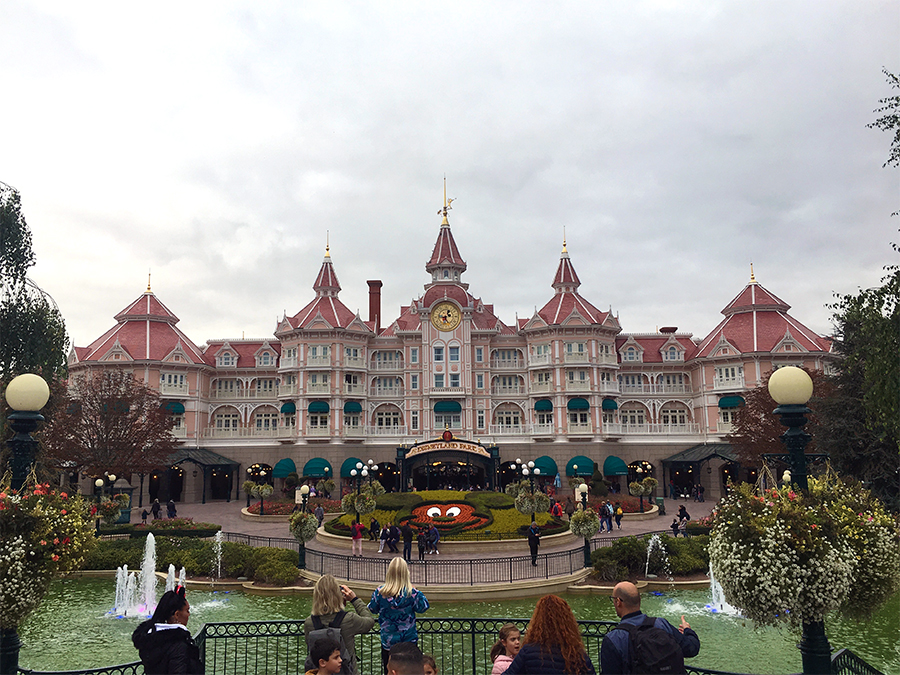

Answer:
[18,578,900,673]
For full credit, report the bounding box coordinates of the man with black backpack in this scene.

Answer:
[600,581,700,674]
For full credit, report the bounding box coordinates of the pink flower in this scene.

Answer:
[40,540,47,546]
[53,538,60,544]
[51,554,59,562]
[60,492,68,499]
[60,509,67,515]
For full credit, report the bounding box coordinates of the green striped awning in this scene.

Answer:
[280,402,296,414]
[308,401,330,414]
[164,401,185,414]
[567,397,589,411]
[533,456,558,478]
[603,455,629,476]
[566,456,594,477]
[534,399,553,412]
[434,401,461,413]
[272,458,296,478]
[601,398,618,410]
[343,401,362,413]
[341,457,364,478]
[718,396,745,409]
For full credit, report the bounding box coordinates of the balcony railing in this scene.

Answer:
[528,353,551,366]
[342,425,365,437]
[306,383,330,394]
[602,423,701,435]
[371,360,403,371]
[344,355,365,368]
[656,384,689,394]
[491,386,523,395]
[202,427,284,438]
[530,380,553,393]
[619,383,651,394]
[306,426,331,437]
[212,389,278,400]
[565,380,591,392]
[279,356,297,368]
[598,381,619,393]
[714,375,745,389]
[160,383,188,395]
[564,352,589,364]
[366,425,408,436]
[370,387,404,397]
[489,424,528,435]
[171,426,188,438]
[306,355,331,367]
[597,353,618,365]
[532,423,554,435]
[278,384,297,396]
[566,423,593,435]
[490,358,522,369]
[717,423,735,434]
[343,383,365,395]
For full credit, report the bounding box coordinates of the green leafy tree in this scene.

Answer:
[0,183,68,384]
[868,69,900,169]
[40,370,178,479]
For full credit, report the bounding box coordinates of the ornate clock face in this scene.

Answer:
[430,302,461,331]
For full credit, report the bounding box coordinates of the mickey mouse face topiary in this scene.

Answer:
[408,502,490,531]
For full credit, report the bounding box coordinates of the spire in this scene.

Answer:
[426,179,466,279]
[313,239,341,297]
[552,238,580,293]
[749,262,756,284]
[146,270,152,293]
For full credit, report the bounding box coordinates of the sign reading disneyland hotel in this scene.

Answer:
[68,190,836,505]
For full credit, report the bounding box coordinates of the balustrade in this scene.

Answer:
[489,424,529,435]
[160,383,189,395]
[528,353,551,366]
[530,381,553,393]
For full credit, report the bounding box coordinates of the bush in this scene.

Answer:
[221,542,254,577]
[376,493,423,510]
[256,560,299,586]
[591,548,628,582]
[466,492,515,509]
[83,539,144,570]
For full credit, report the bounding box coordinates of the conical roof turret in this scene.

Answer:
[313,243,341,297]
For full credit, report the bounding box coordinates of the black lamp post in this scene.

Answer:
[298,484,310,569]
[245,467,252,508]
[1,375,49,675]
[576,482,592,568]
[93,473,117,534]
[4,374,50,491]
[512,457,541,523]
[350,462,367,522]
[258,469,268,516]
[768,366,831,675]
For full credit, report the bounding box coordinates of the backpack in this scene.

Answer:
[304,611,353,675]
[618,615,686,674]
[616,507,623,516]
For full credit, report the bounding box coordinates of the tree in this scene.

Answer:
[40,370,179,479]
[729,368,831,467]
[0,183,69,384]
[816,254,900,510]
[868,69,900,169]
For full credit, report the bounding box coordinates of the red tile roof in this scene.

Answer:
[283,252,363,331]
[537,249,611,326]
[425,223,466,272]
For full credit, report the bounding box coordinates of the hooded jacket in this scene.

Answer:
[132,622,204,674]
[367,588,429,648]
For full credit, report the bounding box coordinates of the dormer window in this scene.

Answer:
[623,347,640,362]
[443,270,449,279]
[258,352,273,366]
[219,352,234,367]
[663,346,682,362]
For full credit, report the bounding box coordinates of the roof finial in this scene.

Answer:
[325,231,330,258]
[146,270,152,293]
[562,225,567,254]
[749,262,757,284]
[438,175,454,225]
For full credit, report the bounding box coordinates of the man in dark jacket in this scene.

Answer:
[400,521,414,561]
[387,523,401,553]
[527,522,541,566]
[600,581,700,674]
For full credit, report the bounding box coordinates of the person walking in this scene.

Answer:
[600,581,699,674]
[527,522,541,566]
[166,499,177,519]
[416,530,427,561]
[304,575,374,675]
[132,586,204,674]
[503,595,594,674]
[564,496,575,520]
[141,508,149,524]
[678,514,689,538]
[604,501,614,533]
[368,557,429,674]
[400,521,414,561]
[669,478,677,500]
[151,499,161,520]
[678,504,690,522]
[614,502,623,530]
[379,524,390,553]
[388,523,401,554]
[351,520,365,557]
[314,504,325,528]
[671,518,680,538]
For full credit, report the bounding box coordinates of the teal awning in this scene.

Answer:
[601,398,618,411]
[343,401,362,413]
[603,455,629,476]
[303,458,333,478]
[718,396,745,409]
[272,458,296,478]
[534,399,553,412]
[341,457,364,478]
[308,401,330,414]
[434,401,461,413]
[533,456,558,478]
[164,401,185,414]
[280,402,296,414]
[567,397,589,410]
[566,456,594,477]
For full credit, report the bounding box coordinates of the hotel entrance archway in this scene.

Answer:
[397,437,499,492]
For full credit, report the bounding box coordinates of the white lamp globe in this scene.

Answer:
[95,478,104,488]
[300,485,310,495]
[5,373,50,411]
[534,468,541,476]
[768,366,813,405]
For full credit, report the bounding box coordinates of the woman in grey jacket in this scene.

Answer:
[303,575,375,675]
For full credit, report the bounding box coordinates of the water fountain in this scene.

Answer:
[644,533,672,580]
[111,533,157,617]
[213,530,223,579]
[707,566,741,616]
[165,564,176,592]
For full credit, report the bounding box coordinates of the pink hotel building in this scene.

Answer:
[69,205,836,505]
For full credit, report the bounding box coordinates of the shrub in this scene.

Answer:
[221,542,254,577]
[256,560,299,586]
[83,539,144,570]
[376,493,423,510]
[466,492,514,509]
[591,548,628,582]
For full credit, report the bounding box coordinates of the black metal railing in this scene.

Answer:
[221,532,300,551]
[304,547,587,584]
[17,619,885,675]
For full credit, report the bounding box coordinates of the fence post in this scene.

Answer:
[470,619,477,674]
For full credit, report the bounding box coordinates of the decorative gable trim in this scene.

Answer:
[102,338,133,363]
[164,342,192,364]
[773,330,807,354]
[560,307,589,326]
[305,311,334,331]
[710,333,740,357]
[618,336,644,363]
[522,311,548,331]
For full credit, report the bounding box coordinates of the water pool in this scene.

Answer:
[18,578,899,673]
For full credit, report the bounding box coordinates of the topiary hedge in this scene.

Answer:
[466,491,515,509]
[375,493,423,510]
[590,533,710,581]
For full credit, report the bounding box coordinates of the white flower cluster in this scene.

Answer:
[569,509,600,539]
[0,535,52,629]
[290,512,319,543]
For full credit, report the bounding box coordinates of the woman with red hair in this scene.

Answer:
[503,595,595,674]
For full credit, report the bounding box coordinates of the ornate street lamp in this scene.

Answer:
[576,482,592,567]
[350,462,367,522]
[94,473,116,534]
[298,484,311,569]
[4,374,51,491]
[513,458,541,523]
[767,366,831,675]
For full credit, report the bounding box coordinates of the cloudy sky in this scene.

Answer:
[2,1,897,351]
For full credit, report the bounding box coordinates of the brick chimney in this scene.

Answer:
[367,280,382,333]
